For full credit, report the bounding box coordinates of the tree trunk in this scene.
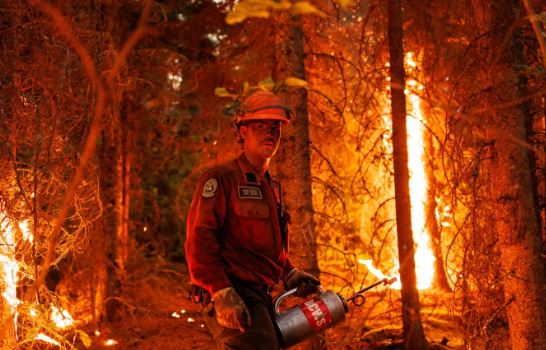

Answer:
[272,13,322,350]
[387,0,428,348]
[425,130,452,292]
[99,103,124,321]
[480,0,546,348]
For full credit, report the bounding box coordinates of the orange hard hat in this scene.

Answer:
[234,91,294,126]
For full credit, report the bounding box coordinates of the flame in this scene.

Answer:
[1,211,76,346]
[51,305,74,329]
[406,70,435,290]
[367,52,436,290]
[35,333,61,346]
[0,213,27,336]
[359,259,401,289]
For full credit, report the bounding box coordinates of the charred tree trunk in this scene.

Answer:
[425,131,452,292]
[387,0,428,348]
[272,13,321,350]
[99,103,124,321]
[478,0,546,348]
[97,2,132,321]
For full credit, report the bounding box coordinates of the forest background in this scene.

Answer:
[0,0,545,349]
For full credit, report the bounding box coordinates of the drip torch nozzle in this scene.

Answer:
[345,276,398,307]
[384,277,397,286]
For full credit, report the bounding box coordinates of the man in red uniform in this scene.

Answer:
[185,90,320,349]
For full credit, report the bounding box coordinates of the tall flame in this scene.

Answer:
[365,52,435,290]
[0,213,24,334]
[1,211,75,346]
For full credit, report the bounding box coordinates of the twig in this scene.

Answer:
[521,0,546,69]
[480,295,514,335]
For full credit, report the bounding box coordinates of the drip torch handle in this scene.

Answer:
[274,286,325,314]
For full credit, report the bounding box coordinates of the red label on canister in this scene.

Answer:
[299,297,332,332]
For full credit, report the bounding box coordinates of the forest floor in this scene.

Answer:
[78,262,467,350]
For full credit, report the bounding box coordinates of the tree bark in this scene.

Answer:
[387,0,428,348]
[272,13,322,350]
[425,130,452,292]
[479,0,546,348]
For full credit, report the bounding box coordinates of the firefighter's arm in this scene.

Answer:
[185,172,232,295]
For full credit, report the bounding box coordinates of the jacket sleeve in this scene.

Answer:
[281,254,296,281]
[185,171,232,295]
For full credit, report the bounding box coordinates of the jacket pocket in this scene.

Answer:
[230,199,273,251]
[232,199,270,219]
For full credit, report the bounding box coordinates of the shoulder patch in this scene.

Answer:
[202,178,218,198]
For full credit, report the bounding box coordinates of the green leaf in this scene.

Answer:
[289,2,324,16]
[284,77,308,88]
[258,77,275,91]
[226,0,320,24]
[215,87,238,98]
[337,0,357,8]
[226,0,271,25]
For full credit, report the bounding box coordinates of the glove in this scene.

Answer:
[212,287,251,332]
[283,268,321,297]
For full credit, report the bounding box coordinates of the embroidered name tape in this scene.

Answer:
[238,186,262,199]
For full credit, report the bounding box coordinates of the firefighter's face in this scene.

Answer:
[240,120,281,159]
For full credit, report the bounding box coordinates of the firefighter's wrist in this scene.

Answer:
[283,268,298,289]
[283,268,298,282]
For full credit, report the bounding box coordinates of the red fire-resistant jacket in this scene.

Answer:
[185,153,294,295]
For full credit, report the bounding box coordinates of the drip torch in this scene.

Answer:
[274,277,397,348]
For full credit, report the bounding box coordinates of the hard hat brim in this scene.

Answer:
[235,105,293,125]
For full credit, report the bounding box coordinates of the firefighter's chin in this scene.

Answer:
[260,143,278,158]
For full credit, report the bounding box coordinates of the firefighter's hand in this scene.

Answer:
[284,268,321,297]
[212,287,251,332]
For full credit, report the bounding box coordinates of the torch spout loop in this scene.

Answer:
[345,277,398,306]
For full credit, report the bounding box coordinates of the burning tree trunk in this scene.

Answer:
[387,0,428,348]
[272,13,322,350]
[475,0,546,348]
[425,131,452,292]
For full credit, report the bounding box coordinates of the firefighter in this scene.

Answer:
[185,90,320,349]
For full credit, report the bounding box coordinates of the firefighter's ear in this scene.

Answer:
[239,124,248,141]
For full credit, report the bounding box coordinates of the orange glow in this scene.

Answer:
[105,339,119,346]
[365,52,435,290]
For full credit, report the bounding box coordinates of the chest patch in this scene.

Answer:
[238,186,262,199]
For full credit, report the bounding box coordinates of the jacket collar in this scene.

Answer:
[236,153,271,185]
